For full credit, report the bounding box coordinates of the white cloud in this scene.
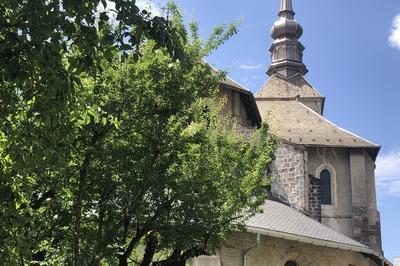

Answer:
[376,150,400,195]
[239,63,262,70]
[389,14,400,49]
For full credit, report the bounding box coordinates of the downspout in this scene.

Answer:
[242,233,261,266]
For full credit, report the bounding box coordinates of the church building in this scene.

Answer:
[193,0,392,265]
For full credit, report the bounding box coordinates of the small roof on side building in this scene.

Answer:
[221,76,262,127]
[246,200,392,266]
[205,60,262,127]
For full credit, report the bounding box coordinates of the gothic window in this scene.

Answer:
[273,51,278,61]
[294,48,300,61]
[289,47,297,61]
[320,169,332,205]
[285,260,299,266]
[277,47,285,59]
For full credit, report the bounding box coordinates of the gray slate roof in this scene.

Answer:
[256,74,323,99]
[223,76,249,93]
[246,200,365,248]
[256,100,380,156]
[245,200,392,266]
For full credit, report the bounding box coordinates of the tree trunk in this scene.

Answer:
[140,232,158,266]
[154,247,208,266]
[73,154,90,266]
[118,230,146,266]
[72,130,105,266]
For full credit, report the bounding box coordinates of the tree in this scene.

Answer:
[0,1,277,265]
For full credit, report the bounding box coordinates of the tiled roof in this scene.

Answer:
[245,200,392,266]
[256,100,379,150]
[223,77,249,93]
[246,200,366,248]
[256,75,323,99]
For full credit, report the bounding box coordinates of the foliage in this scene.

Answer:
[0,0,277,265]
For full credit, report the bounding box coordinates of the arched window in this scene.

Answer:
[289,47,297,61]
[285,260,298,266]
[320,169,332,205]
[273,51,278,61]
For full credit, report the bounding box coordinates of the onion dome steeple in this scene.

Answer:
[267,0,308,79]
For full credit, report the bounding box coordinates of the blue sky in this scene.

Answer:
[140,0,400,261]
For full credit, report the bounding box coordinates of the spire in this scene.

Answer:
[279,0,294,18]
[280,0,293,11]
[267,0,308,79]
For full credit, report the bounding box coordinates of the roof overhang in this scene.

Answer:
[220,81,262,127]
[303,144,380,161]
[246,226,392,266]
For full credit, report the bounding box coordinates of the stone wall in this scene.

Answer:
[219,87,254,128]
[350,149,382,252]
[352,206,371,245]
[307,147,355,239]
[306,147,382,251]
[270,142,308,212]
[193,232,378,266]
[308,174,321,222]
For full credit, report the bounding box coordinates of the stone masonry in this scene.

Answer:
[217,232,377,266]
[350,149,382,251]
[308,174,321,222]
[270,142,308,211]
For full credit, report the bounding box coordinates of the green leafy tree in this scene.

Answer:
[0,1,277,265]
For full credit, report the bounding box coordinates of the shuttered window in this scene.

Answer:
[320,169,332,205]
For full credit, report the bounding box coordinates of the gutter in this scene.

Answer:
[246,226,392,266]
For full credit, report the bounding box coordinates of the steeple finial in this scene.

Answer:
[279,0,294,18]
[267,0,308,79]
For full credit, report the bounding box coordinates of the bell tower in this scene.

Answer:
[267,0,308,79]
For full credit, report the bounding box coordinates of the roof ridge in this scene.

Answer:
[224,76,250,92]
[298,76,325,98]
[201,59,251,93]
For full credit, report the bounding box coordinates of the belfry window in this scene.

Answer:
[285,260,298,266]
[320,169,332,205]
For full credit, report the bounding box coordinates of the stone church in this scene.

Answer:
[194,0,392,265]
